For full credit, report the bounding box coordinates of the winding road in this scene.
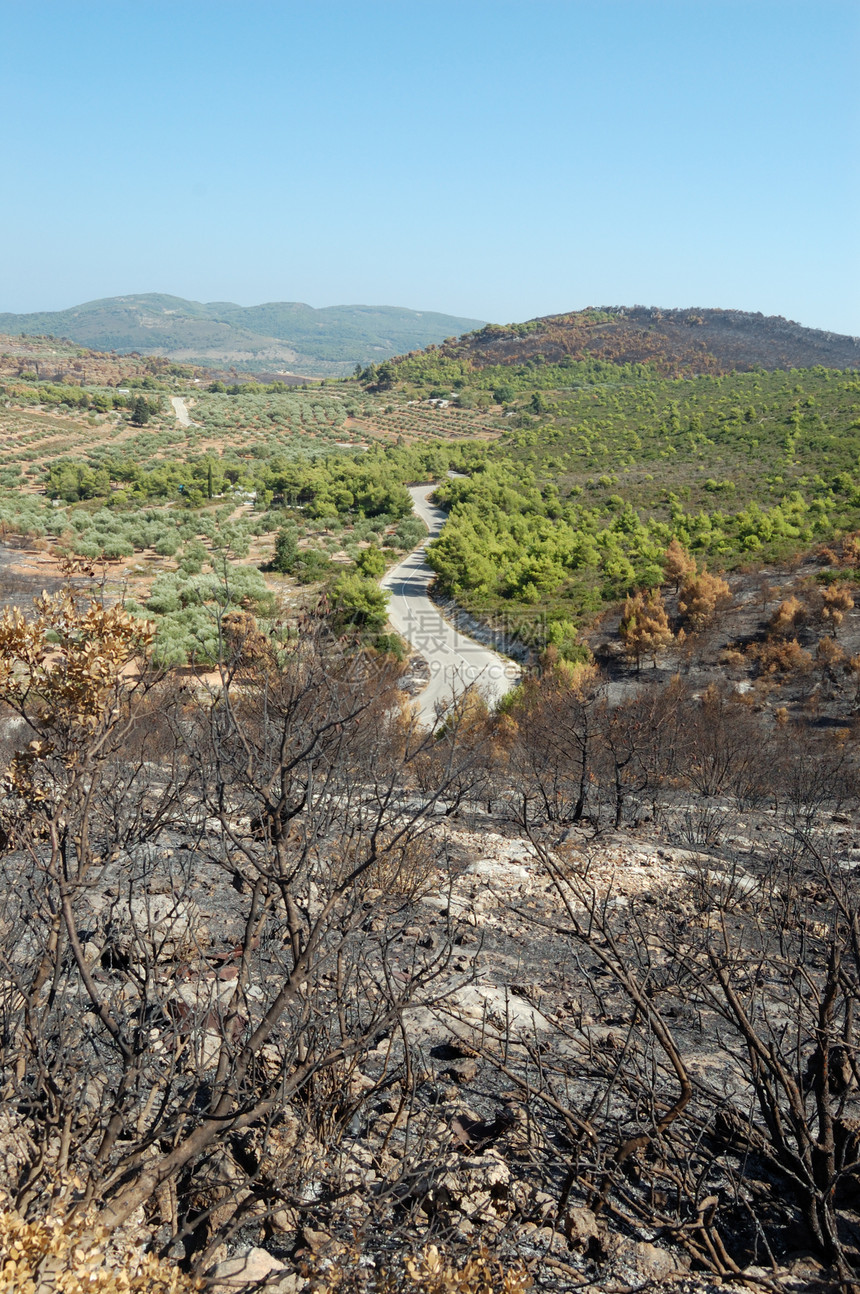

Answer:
[382,485,520,724]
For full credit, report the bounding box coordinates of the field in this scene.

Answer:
[2,329,860,682]
[0,340,503,665]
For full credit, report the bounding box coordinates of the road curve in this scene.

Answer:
[382,484,520,725]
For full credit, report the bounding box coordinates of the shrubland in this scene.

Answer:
[1,337,859,676]
[3,571,860,1289]
[3,322,860,1288]
[421,366,860,651]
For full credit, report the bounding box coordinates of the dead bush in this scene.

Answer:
[819,583,855,630]
[663,538,696,591]
[677,568,731,632]
[769,594,806,637]
[329,830,438,900]
[718,645,747,673]
[306,1244,532,1293]
[842,532,860,566]
[751,636,813,676]
[0,592,484,1270]
[618,588,672,671]
[487,839,860,1286]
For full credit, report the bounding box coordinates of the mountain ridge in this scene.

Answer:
[0,294,486,377]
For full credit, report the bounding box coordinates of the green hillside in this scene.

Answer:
[421,366,860,649]
[2,304,860,666]
[0,294,485,377]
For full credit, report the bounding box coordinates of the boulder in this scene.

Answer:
[612,1238,689,1281]
[209,1246,285,1291]
[108,892,205,962]
[563,1205,600,1250]
[418,1149,511,1224]
[466,857,530,884]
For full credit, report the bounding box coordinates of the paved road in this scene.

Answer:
[382,484,520,725]
[170,396,192,427]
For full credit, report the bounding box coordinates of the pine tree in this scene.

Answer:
[619,589,673,671]
[678,569,732,632]
[664,538,696,591]
[130,396,150,427]
[271,527,299,574]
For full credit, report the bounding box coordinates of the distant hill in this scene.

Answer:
[380,306,860,380]
[0,294,486,377]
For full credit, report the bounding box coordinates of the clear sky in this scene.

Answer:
[1,1,858,333]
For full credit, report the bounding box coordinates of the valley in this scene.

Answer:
[2,307,860,1290]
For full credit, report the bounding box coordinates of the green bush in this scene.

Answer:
[330,573,389,634]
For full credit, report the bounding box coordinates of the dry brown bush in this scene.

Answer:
[307,1244,531,1294]
[663,538,696,591]
[329,829,438,899]
[751,636,814,675]
[769,594,806,637]
[819,583,855,630]
[816,635,847,684]
[618,588,672,671]
[842,532,860,565]
[718,646,747,673]
[0,1196,198,1294]
[677,568,731,631]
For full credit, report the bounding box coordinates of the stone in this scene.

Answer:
[533,1225,572,1257]
[270,1206,299,1233]
[273,1277,306,1294]
[445,1058,479,1084]
[563,1205,600,1250]
[787,1252,826,1280]
[612,1238,688,1281]
[301,1226,332,1254]
[422,1149,511,1223]
[110,893,204,961]
[466,857,531,883]
[209,1246,285,1291]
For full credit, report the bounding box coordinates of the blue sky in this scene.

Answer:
[1,1,857,332]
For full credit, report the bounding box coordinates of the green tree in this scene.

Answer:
[130,396,151,427]
[271,526,299,574]
[355,544,386,579]
[330,573,389,635]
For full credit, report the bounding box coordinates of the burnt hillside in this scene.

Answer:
[442,306,860,376]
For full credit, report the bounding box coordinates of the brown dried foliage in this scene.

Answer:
[677,569,731,632]
[618,589,673,670]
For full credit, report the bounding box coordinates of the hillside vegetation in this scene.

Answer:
[363,306,860,394]
[2,311,860,668]
[424,366,860,644]
[5,316,860,1289]
[0,294,485,376]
